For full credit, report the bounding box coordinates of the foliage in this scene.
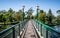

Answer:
[12,10,22,21]
[56,15,60,25]
[0,8,22,31]
[0,7,60,30]
[26,7,34,19]
[38,10,46,23]
[46,9,54,26]
[57,10,60,14]
[0,8,22,23]
[35,9,59,26]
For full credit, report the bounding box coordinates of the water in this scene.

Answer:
[52,25,60,32]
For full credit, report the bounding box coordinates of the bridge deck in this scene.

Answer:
[21,20,39,38]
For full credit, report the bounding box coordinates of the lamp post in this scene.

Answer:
[36,6,39,20]
[36,6,39,31]
[22,5,25,21]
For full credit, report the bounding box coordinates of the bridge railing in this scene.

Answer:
[0,19,28,38]
[32,20,60,38]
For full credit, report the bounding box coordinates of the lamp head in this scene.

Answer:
[36,6,39,9]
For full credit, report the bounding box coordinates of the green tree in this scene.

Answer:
[46,9,54,26]
[56,10,60,25]
[27,7,34,19]
[38,10,46,23]
[12,10,22,21]
[56,15,60,25]
[0,14,4,22]
[7,8,14,22]
[57,10,60,14]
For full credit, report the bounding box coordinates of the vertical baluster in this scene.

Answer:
[35,22,37,28]
[19,24,20,36]
[37,22,38,29]
[22,21,24,29]
[36,21,37,29]
[38,22,39,31]
[39,24,40,32]
[20,22,21,38]
[46,28,48,38]
[35,21,36,28]
[41,24,42,36]
[12,27,15,38]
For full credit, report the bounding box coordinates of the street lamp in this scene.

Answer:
[36,6,39,31]
[36,6,39,20]
[22,5,25,21]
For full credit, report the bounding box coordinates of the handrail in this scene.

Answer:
[0,19,28,38]
[0,25,15,35]
[37,20,60,34]
[37,21,60,34]
[33,19,60,38]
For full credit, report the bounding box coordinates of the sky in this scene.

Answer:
[0,0,60,16]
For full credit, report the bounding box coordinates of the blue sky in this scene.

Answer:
[0,0,60,16]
